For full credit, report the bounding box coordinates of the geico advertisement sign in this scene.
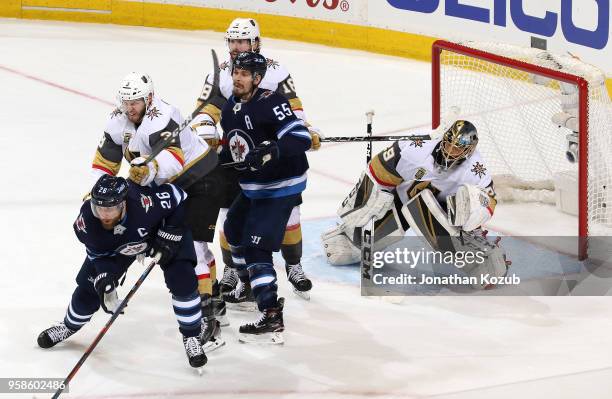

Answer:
[387,0,609,50]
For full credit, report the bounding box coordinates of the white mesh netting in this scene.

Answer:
[437,41,612,236]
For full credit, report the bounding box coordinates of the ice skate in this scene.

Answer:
[37,322,77,349]
[286,263,312,300]
[238,297,285,344]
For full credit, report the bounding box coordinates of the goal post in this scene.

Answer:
[431,40,612,260]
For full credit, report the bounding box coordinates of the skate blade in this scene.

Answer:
[204,337,226,353]
[195,367,204,376]
[292,287,311,301]
[238,331,284,345]
[226,301,258,312]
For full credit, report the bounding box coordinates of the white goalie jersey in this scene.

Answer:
[369,138,494,208]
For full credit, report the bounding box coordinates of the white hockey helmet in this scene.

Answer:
[225,18,261,52]
[117,72,154,107]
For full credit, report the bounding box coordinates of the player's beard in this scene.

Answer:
[100,216,120,230]
[233,81,255,101]
[127,108,145,124]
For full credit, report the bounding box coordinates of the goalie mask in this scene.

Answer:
[434,120,478,170]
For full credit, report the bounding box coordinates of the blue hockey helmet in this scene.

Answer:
[232,51,267,82]
[91,175,129,207]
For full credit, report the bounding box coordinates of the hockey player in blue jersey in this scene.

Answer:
[220,52,312,343]
[37,175,207,369]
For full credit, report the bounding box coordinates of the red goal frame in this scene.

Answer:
[431,40,590,259]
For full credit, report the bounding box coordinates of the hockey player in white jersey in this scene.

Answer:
[189,18,318,310]
[322,120,509,289]
[91,72,224,350]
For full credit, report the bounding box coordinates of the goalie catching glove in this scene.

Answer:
[129,157,158,186]
[447,184,496,232]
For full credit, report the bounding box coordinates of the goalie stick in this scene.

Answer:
[361,110,376,292]
[137,49,221,166]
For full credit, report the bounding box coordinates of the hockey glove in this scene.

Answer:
[129,157,158,186]
[93,272,120,314]
[244,141,279,172]
[308,126,324,151]
[150,225,183,266]
[190,113,221,149]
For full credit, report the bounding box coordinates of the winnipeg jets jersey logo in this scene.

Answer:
[140,194,154,213]
[225,129,254,165]
[75,213,87,233]
[114,224,127,235]
[117,241,148,256]
[471,162,487,178]
[233,103,242,114]
[146,106,162,120]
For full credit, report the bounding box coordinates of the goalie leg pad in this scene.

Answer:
[322,202,407,266]
[321,225,361,266]
[338,172,395,228]
[401,189,459,251]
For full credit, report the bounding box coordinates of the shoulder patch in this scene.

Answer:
[220,61,230,71]
[471,161,487,178]
[258,90,275,100]
[266,58,280,69]
[414,167,426,180]
[146,106,162,120]
[75,213,87,233]
[140,194,154,213]
[110,108,122,118]
[409,138,424,148]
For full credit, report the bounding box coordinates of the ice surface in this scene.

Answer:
[2,18,612,399]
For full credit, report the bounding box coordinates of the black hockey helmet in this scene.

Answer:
[232,51,267,82]
[434,120,479,170]
[91,175,129,207]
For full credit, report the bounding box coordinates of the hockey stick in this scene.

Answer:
[138,49,221,166]
[52,254,161,399]
[361,111,376,288]
[321,134,436,142]
[220,160,244,169]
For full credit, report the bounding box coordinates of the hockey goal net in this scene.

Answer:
[432,40,612,259]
